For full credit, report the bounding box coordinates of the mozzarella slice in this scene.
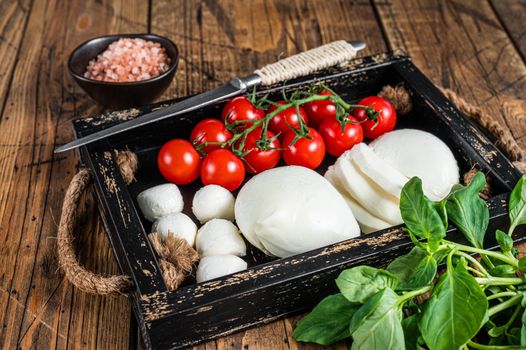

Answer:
[196,219,246,257]
[343,196,392,234]
[137,183,184,222]
[334,153,402,225]
[370,129,459,200]
[349,143,408,198]
[196,255,247,283]
[235,166,360,258]
[152,212,197,246]
[325,165,392,234]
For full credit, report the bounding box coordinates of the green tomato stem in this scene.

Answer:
[488,293,522,317]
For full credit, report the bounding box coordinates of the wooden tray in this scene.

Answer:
[72,52,524,349]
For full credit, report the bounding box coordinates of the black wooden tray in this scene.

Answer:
[72,52,524,349]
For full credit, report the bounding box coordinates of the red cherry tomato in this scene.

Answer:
[352,96,396,139]
[282,128,325,169]
[239,128,281,174]
[221,96,264,129]
[302,90,336,128]
[318,116,364,157]
[201,149,245,191]
[190,118,233,154]
[267,101,309,136]
[158,139,201,185]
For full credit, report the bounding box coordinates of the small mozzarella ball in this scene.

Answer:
[196,255,247,283]
[192,185,235,224]
[196,219,246,257]
[137,183,184,221]
[152,212,197,247]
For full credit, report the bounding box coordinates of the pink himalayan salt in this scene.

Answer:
[84,38,171,82]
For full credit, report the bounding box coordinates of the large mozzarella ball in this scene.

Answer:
[137,183,184,221]
[196,255,247,283]
[152,212,197,246]
[370,129,459,200]
[235,166,360,258]
[196,219,246,257]
[192,185,235,224]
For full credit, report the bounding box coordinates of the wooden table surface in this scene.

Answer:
[1,0,526,349]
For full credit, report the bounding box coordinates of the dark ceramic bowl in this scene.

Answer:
[68,33,178,109]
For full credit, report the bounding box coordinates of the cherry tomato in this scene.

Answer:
[221,96,265,129]
[201,149,245,191]
[158,139,201,185]
[282,128,325,169]
[302,89,337,128]
[267,101,309,136]
[190,118,233,154]
[239,128,281,174]
[352,96,396,139]
[318,116,364,157]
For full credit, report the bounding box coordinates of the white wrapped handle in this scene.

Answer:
[254,41,359,86]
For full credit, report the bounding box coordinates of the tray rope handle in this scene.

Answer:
[254,40,358,86]
[58,167,133,295]
[58,150,199,295]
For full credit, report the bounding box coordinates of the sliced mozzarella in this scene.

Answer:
[370,129,459,200]
[342,196,392,234]
[152,212,197,246]
[235,166,360,258]
[349,143,408,198]
[192,185,235,224]
[196,219,246,257]
[326,166,392,234]
[196,255,247,283]
[334,153,402,225]
[137,183,184,222]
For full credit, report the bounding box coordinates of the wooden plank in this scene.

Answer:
[490,0,526,63]
[149,0,386,348]
[373,0,526,146]
[0,0,147,349]
[0,0,32,119]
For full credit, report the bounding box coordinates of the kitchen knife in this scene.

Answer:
[55,40,365,153]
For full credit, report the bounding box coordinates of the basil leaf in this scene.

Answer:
[387,246,437,290]
[402,314,421,350]
[293,293,357,345]
[420,261,488,350]
[509,175,526,232]
[496,229,513,253]
[336,266,398,304]
[445,172,489,249]
[350,288,405,350]
[349,290,384,334]
[400,177,446,250]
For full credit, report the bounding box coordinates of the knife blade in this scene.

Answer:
[55,40,365,153]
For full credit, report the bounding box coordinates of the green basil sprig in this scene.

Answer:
[294,173,526,349]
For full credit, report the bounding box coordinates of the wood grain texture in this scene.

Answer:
[490,0,526,63]
[1,0,526,349]
[374,0,526,144]
[0,0,147,349]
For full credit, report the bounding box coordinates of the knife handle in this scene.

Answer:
[254,40,361,86]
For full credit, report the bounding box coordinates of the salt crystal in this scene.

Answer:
[84,38,171,82]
